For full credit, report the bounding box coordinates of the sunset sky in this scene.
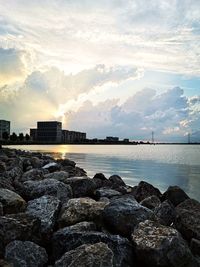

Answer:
[0,0,200,141]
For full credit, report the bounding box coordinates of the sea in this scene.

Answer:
[6,144,200,201]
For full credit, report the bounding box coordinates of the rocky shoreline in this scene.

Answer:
[0,147,200,267]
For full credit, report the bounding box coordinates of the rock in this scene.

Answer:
[140,195,161,209]
[30,157,43,168]
[52,227,134,266]
[64,177,96,198]
[0,175,14,191]
[0,213,41,257]
[108,175,126,187]
[23,178,72,204]
[58,197,107,228]
[42,162,61,172]
[44,171,69,183]
[0,259,12,267]
[26,195,61,234]
[154,200,176,226]
[103,197,152,236]
[0,161,6,172]
[20,168,48,182]
[54,242,114,267]
[133,181,162,202]
[94,187,122,200]
[175,198,200,241]
[0,202,3,215]
[191,238,200,256]
[57,158,76,168]
[5,240,48,267]
[162,186,189,206]
[0,189,26,214]
[64,221,97,232]
[132,220,193,267]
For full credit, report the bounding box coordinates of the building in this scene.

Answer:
[30,121,62,143]
[62,130,86,143]
[106,136,119,142]
[0,120,10,140]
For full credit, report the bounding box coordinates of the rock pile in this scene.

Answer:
[0,147,199,267]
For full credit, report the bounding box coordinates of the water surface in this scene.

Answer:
[7,144,200,201]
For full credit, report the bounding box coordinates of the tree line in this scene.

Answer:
[2,132,30,142]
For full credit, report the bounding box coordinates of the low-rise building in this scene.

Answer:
[62,130,86,143]
[0,120,10,140]
[106,136,119,142]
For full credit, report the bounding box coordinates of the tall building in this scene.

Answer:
[33,121,62,143]
[0,120,10,140]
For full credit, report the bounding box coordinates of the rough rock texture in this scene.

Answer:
[103,197,152,236]
[109,175,126,187]
[0,161,6,172]
[133,181,162,202]
[0,202,3,215]
[0,188,26,214]
[93,173,111,188]
[140,195,161,210]
[175,198,200,241]
[20,168,48,182]
[0,175,15,191]
[64,177,96,197]
[94,187,122,200]
[5,240,48,267]
[52,227,134,266]
[43,162,61,172]
[58,197,107,228]
[26,195,61,234]
[54,242,114,267]
[0,213,41,257]
[162,186,189,206]
[154,200,176,226]
[132,220,193,267]
[23,178,72,203]
[44,171,69,183]
[191,238,200,257]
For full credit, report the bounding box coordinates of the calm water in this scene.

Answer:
[7,144,200,201]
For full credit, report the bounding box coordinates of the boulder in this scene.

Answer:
[132,220,193,267]
[0,213,41,257]
[20,168,48,182]
[103,197,152,236]
[54,242,114,267]
[23,178,72,204]
[5,240,48,267]
[26,195,61,234]
[190,238,200,257]
[94,187,122,200]
[30,157,43,169]
[0,175,14,191]
[52,227,134,266]
[64,177,96,197]
[175,198,200,241]
[154,200,176,226]
[42,162,61,172]
[133,181,162,202]
[0,161,6,172]
[57,158,76,168]
[44,171,69,183]
[93,173,111,188]
[162,186,189,206]
[0,188,26,214]
[62,221,97,232]
[108,175,126,187]
[140,195,161,210]
[58,197,107,228]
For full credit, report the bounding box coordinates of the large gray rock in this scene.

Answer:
[42,162,61,172]
[5,240,48,267]
[58,197,107,228]
[64,177,96,197]
[108,175,126,187]
[140,195,161,210]
[132,220,193,267]
[23,178,72,203]
[54,242,114,267]
[0,188,26,214]
[133,181,162,202]
[44,171,69,183]
[162,186,189,206]
[26,195,61,234]
[103,197,152,236]
[52,227,134,266]
[0,175,15,191]
[94,187,122,200]
[175,198,200,241]
[0,213,41,257]
[20,168,48,182]
[154,200,176,226]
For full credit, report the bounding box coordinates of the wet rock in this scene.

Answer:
[20,168,48,182]
[52,227,134,266]
[103,197,152,236]
[109,175,126,187]
[0,188,26,214]
[43,162,61,173]
[94,187,122,200]
[23,178,72,204]
[64,177,96,198]
[58,197,107,228]
[0,213,41,257]
[5,240,48,267]
[140,195,161,210]
[26,195,61,234]
[57,158,76,168]
[175,198,200,241]
[154,200,176,226]
[132,220,193,267]
[133,181,162,202]
[191,238,200,256]
[162,186,189,206]
[54,242,114,267]
[44,171,69,183]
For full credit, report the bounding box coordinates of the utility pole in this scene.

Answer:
[152,131,154,144]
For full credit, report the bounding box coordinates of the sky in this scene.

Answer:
[0,0,200,142]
